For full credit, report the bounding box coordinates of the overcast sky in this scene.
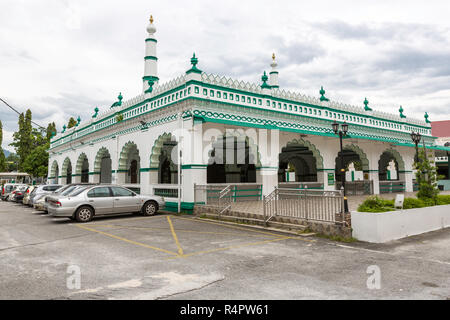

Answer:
[1,0,450,152]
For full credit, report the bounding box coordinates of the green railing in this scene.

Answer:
[379,181,406,193]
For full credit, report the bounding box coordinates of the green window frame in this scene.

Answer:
[210,90,214,97]
[217,91,221,98]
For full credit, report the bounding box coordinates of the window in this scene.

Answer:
[111,187,134,197]
[266,100,270,106]
[210,90,214,97]
[247,97,251,103]
[69,187,89,197]
[194,87,199,94]
[258,99,262,105]
[236,95,239,102]
[87,187,111,198]
[230,93,234,100]
[217,91,221,98]
[43,185,61,191]
[253,98,256,104]
[223,92,227,99]
[203,89,207,95]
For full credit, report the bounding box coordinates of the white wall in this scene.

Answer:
[351,205,450,243]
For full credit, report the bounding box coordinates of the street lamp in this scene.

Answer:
[332,121,349,214]
[410,131,422,163]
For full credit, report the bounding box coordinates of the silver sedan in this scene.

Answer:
[47,185,165,222]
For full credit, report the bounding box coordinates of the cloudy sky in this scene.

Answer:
[1,0,450,152]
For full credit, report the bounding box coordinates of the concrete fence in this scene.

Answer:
[351,204,450,243]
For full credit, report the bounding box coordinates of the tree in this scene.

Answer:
[10,110,34,171]
[0,120,7,171]
[414,146,443,204]
[22,142,49,179]
[67,117,77,129]
[46,122,56,141]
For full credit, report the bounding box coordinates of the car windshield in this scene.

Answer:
[67,186,88,197]
[60,186,77,196]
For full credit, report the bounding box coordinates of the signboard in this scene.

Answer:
[327,173,335,186]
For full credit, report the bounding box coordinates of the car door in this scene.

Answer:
[110,186,140,213]
[86,187,114,215]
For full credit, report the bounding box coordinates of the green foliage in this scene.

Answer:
[46,122,57,141]
[357,196,394,212]
[6,153,18,171]
[402,197,426,209]
[436,195,450,205]
[67,117,77,129]
[22,142,49,178]
[9,109,33,171]
[116,112,124,122]
[414,147,442,204]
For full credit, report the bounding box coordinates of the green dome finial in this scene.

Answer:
[111,92,123,108]
[62,124,66,133]
[92,107,99,118]
[319,86,329,102]
[424,112,430,123]
[186,52,202,74]
[363,97,372,111]
[76,116,81,126]
[399,106,406,118]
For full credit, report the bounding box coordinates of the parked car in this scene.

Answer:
[12,185,29,203]
[1,183,27,201]
[31,184,63,210]
[47,185,165,222]
[22,185,36,205]
[41,183,95,212]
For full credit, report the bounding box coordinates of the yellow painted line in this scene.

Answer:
[167,216,184,256]
[89,224,276,239]
[166,236,293,260]
[75,224,179,256]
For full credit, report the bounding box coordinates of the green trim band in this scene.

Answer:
[181,164,208,169]
[145,38,157,43]
[140,167,159,172]
[144,56,158,61]
[89,172,100,175]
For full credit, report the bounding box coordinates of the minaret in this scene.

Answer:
[268,53,279,89]
[143,15,159,93]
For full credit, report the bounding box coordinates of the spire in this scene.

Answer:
[424,112,431,124]
[319,86,329,102]
[143,14,159,93]
[261,71,270,89]
[186,53,203,74]
[363,97,372,111]
[399,106,406,118]
[268,53,279,89]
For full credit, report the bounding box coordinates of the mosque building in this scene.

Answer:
[48,16,450,212]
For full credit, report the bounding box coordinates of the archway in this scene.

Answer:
[61,157,72,184]
[149,133,179,184]
[94,147,112,184]
[278,138,323,182]
[76,153,89,183]
[378,149,405,181]
[206,133,260,183]
[118,142,140,184]
[50,160,59,183]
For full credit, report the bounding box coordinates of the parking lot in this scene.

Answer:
[1,200,449,300]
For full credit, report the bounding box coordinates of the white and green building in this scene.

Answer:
[48,17,450,212]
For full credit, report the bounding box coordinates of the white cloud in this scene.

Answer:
[1,0,450,152]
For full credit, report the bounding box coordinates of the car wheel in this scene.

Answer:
[142,201,157,216]
[75,206,94,223]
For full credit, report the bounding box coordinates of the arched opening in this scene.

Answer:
[118,142,141,184]
[378,150,404,181]
[81,157,89,183]
[62,158,72,184]
[76,153,90,183]
[335,150,363,183]
[278,143,318,182]
[207,135,257,183]
[158,140,178,184]
[94,148,112,184]
[50,161,59,183]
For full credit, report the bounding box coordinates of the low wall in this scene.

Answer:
[438,180,450,191]
[351,204,450,243]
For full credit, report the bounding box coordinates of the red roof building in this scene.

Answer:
[431,120,450,138]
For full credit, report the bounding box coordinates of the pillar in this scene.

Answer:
[256,167,278,196]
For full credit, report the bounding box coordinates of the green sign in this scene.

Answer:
[327,173,335,186]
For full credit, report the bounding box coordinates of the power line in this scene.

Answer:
[0,97,46,130]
